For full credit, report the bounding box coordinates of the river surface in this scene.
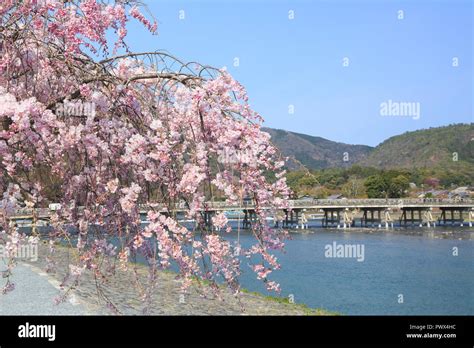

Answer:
[27,222,474,315]
[220,225,474,315]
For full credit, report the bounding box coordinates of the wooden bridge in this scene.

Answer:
[3,198,474,229]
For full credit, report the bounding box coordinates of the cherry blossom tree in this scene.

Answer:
[0,0,289,311]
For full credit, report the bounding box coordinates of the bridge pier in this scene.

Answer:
[273,212,285,228]
[383,209,394,229]
[282,209,299,228]
[399,207,427,227]
[321,208,344,228]
[360,208,384,227]
[242,209,260,229]
[438,207,471,226]
[399,207,437,227]
[342,208,353,229]
[423,208,436,227]
[203,211,215,230]
[296,210,308,229]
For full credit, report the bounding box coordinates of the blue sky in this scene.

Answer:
[119,0,472,146]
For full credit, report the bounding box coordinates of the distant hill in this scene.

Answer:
[262,127,373,169]
[359,123,474,170]
[264,123,474,171]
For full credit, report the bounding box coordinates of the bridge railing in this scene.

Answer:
[2,198,473,217]
[143,198,473,210]
[287,198,474,208]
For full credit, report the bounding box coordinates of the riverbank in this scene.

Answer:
[285,225,474,240]
[13,243,333,316]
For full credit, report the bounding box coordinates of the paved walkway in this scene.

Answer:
[0,262,90,315]
[1,245,331,315]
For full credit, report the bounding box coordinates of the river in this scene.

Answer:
[223,225,474,315]
[24,221,474,315]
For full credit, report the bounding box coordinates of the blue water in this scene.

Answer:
[222,227,474,315]
[30,222,474,315]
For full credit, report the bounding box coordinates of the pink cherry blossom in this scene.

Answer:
[106,178,119,193]
[212,212,228,230]
[120,183,141,214]
[0,0,290,310]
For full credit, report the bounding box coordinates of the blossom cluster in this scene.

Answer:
[0,0,290,309]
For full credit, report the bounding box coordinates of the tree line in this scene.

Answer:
[285,165,473,198]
